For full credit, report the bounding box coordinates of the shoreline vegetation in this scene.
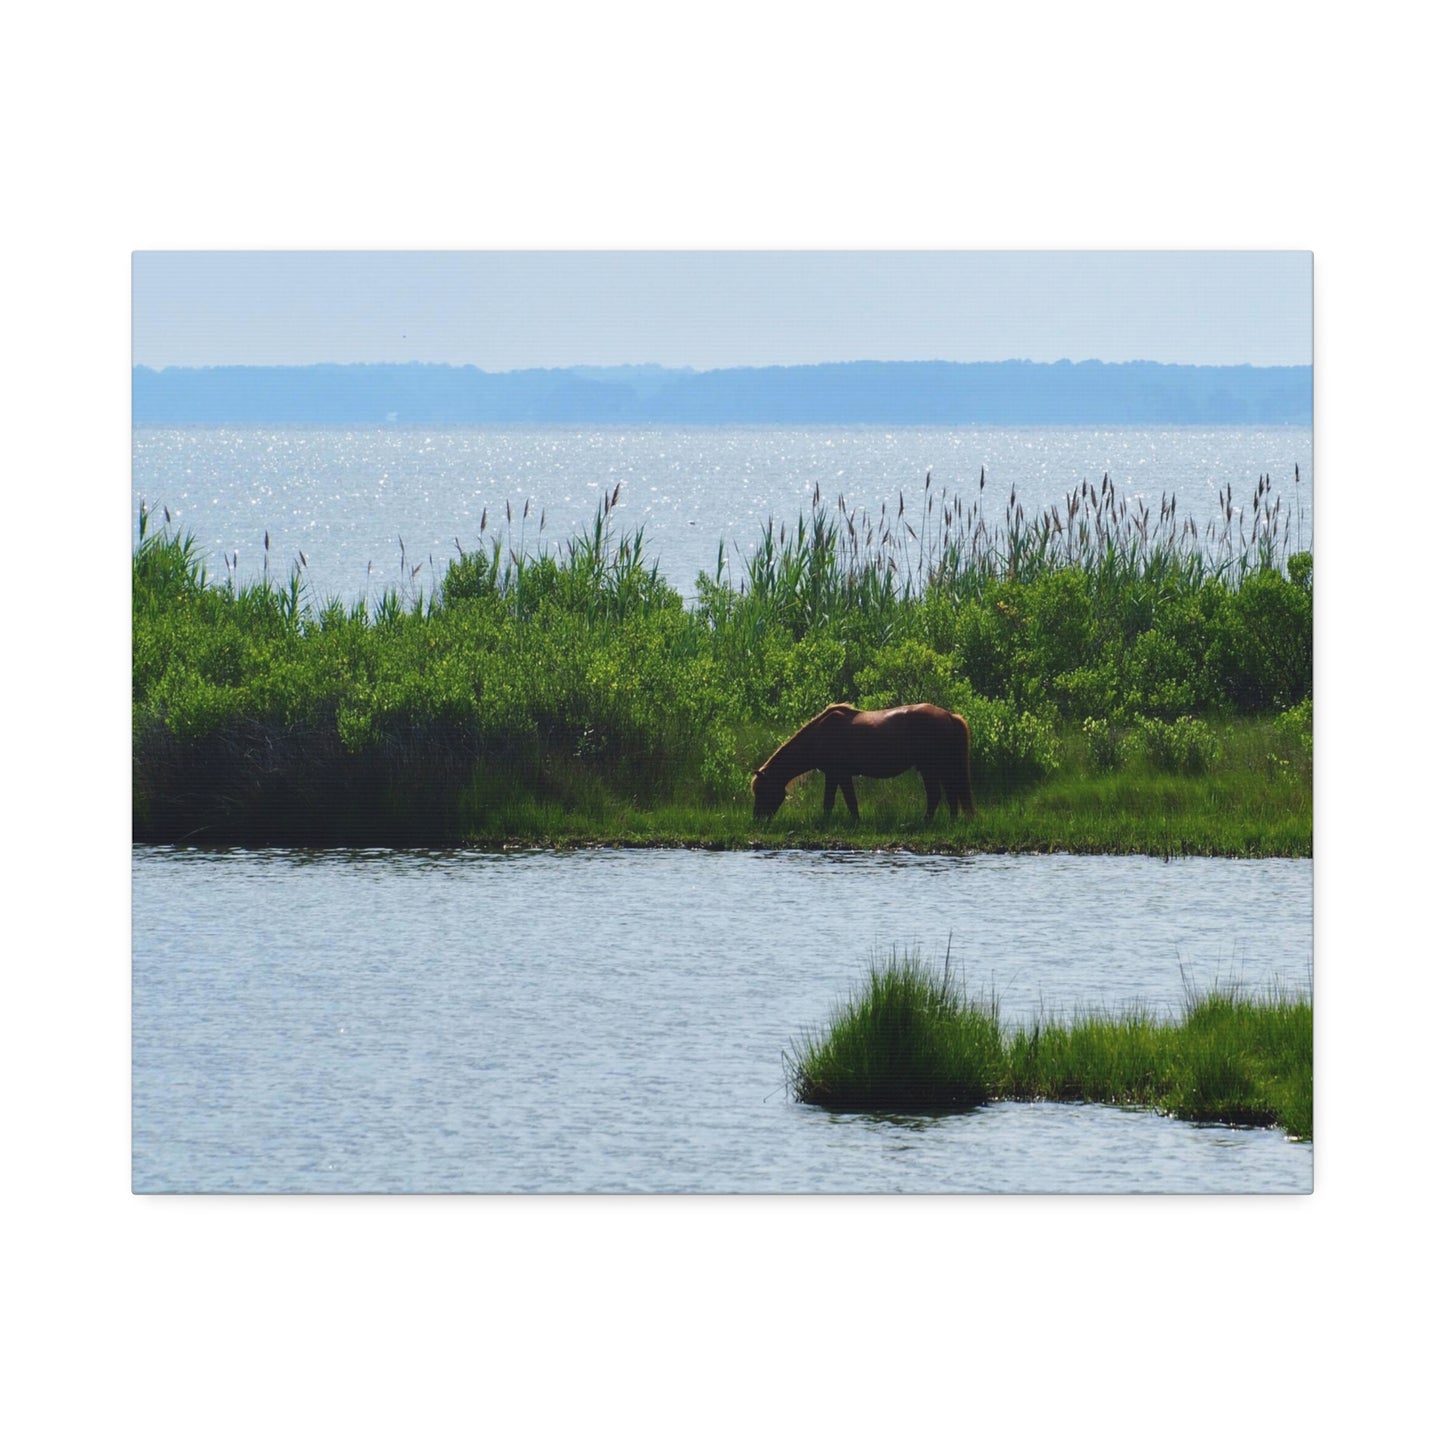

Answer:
[133,470,1312,854]
[786,950,1313,1141]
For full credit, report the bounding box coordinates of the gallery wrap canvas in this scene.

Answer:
[131,251,1313,1194]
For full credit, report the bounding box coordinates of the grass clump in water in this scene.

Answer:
[789,955,1313,1140]
[786,948,1004,1112]
[1162,982,1313,1140]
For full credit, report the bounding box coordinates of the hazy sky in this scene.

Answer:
[132,251,1313,371]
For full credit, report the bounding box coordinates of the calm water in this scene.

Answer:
[132,424,1313,602]
[132,847,1313,1194]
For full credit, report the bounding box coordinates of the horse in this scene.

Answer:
[751,703,976,821]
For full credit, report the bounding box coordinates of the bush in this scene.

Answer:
[1130,716,1221,774]
[1082,717,1126,771]
[1276,698,1313,758]
[1210,567,1313,711]
[1054,662,1123,720]
[965,691,1061,783]
[1123,628,1210,718]
[438,542,503,607]
[853,637,959,711]
[1019,568,1096,687]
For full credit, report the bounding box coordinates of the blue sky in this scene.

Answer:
[131,251,1312,372]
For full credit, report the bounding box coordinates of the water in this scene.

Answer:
[132,847,1313,1193]
[132,424,1313,603]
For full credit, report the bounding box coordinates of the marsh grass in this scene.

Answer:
[134,474,1312,852]
[786,948,1005,1112]
[788,953,1313,1139]
[715,468,1298,628]
[1163,982,1314,1139]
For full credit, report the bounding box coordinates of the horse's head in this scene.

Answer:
[751,768,786,820]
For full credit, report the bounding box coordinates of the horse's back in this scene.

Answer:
[878,704,970,773]
[813,702,970,768]
[860,702,960,736]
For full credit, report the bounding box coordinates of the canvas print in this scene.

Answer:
[131,251,1313,1193]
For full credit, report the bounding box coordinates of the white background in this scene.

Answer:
[3,2,1432,1440]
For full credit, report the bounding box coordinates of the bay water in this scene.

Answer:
[132,423,1313,604]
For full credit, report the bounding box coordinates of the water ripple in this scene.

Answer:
[133,847,1312,1193]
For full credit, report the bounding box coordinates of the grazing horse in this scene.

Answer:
[751,703,976,821]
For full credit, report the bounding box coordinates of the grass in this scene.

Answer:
[133,471,1312,853]
[786,950,1313,1141]
[427,755,1308,857]
[371,714,1308,855]
[786,950,1004,1112]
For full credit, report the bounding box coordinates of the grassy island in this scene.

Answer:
[133,472,1311,854]
[786,951,1313,1141]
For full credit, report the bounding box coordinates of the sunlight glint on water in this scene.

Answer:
[132,425,1313,604]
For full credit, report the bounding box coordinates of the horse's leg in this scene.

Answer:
[840,776,860,819]
[922,771,941,820]
[822,774,838,815]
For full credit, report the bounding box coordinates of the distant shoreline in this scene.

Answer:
[132,419,1315,431]
[132,358,1313,428]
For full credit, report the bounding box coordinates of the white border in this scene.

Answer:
[8,3,1428,1438]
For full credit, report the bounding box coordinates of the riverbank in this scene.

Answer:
[133,478,1312,855]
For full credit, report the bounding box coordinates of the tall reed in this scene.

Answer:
[727,467,1300,626]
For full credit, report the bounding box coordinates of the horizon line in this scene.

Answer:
[132,356,1314,375]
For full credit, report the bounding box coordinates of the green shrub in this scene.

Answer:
[1053,662,1123,720]
[1210,567,1313,711]
[1275,698,1313,768]
[965,692,1061,783]
[1019,568,1096,687]
[1123,628,1210,717]
[1082,716,1126,771]
[773,633,850,725]
[1130,716,1221,774]
[854,637,960,710]
[938,595,1018,702]
[438,541,504,606]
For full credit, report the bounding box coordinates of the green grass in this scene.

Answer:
[133,474,1312,854]
[430,757,1308,856]
[787,951,1004,1112]
[787,952,1313,1140]
[431,714,1309,854]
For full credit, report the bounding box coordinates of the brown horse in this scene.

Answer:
[751,703,976,821]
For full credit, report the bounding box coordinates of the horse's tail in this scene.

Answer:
[953,711,977,817]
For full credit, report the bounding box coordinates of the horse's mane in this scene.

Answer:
[756,703,856,777]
